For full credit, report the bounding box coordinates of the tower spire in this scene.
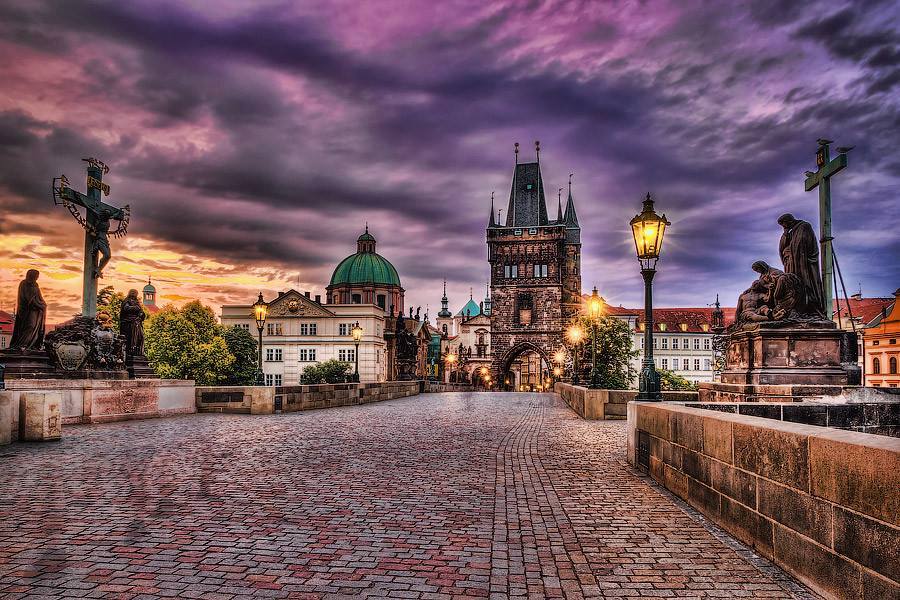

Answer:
[438,279,451,318]
[557,187,563,222]
[488,191,496,227]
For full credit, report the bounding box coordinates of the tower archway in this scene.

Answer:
[494,341,553,391]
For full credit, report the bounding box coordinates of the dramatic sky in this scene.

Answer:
[1,0,898,322]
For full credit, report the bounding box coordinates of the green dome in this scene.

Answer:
[143,278,156,293]
[456,298,481,318]
[330,252,401,287]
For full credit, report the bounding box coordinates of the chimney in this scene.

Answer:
[314,294,321,303]
[305,291,311,298]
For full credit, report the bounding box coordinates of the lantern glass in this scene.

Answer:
[630,193,670,261]
[588,287,603,319]
[351,322,363,342]
[252,293,268,330]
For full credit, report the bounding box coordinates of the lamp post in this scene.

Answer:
[252,292,268,385]
[588,287,603,389]
[566,324,584,385]
[445,352,457,383]
[351,322,363,382]
[630,193,670,401]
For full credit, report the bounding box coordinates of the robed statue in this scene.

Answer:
[119,289,146,358]
[778,214,825,317]
[9,269,47,351]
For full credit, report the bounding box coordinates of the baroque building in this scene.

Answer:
[487,143,581,389]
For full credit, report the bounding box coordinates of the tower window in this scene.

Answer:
[528,227,537,235]
[514,229,522,236]
[504,264,518,278]
[533,264,548,278]
[516,294,533,326]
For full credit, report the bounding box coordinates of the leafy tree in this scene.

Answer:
[221,326,259,385]
[96,286,125,332]
[564,315,638,390]
[300,359,351,384]
[658,369,698,391]
[144,302,240,385]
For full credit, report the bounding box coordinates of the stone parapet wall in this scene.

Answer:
[555,382,697,420]
[627,401,900,600]
[424,382,473,393]
[196,381,421,415]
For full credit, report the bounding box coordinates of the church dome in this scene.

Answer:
[329,229,401,287]
[456,297,481,318]
[143,278,156,293]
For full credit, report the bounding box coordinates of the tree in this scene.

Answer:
[300,359,351,384]
[221,326,259,385]
[658,369,698,391]
[564,315,638,390]
[96,286,125,332]
[144,302,240,385]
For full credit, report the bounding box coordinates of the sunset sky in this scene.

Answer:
[1,0,898,323]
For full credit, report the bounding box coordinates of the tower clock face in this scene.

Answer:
[287,299,300,313]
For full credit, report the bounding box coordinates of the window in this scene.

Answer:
[533,264,548,278]
[661,338,668,349]
[516,294,533,326]
[704,359,711,371]
[659,323,667,331]
[679,323,688,332]
[300,323,317,336]
[653,337,658,349]
[701,324,710,332]
[514,228,522,236]
[891,339,897,345]
[891,357,898,375]
[693,338,700,350]
[266,322,283,336]
[237,323,250,331]
[339,323,355,336]
[704,338,711,350]
[377,294,386,309]
[682,338,690,349]
[683,358,690,371]
[694,359,701,371]
[528,227,537,235]
[661,358,668,370]
[298,348,317,362]
[873,358,881,374]
[351,294,362,304]
[874,340,880,346]
[265,348,283,362]
[338,348,356,362]
[640,337,644,349]
[264,373,282,387]
[1,337,6,349]
[504,264,518,278]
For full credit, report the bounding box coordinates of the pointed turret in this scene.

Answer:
[563,174,580,244]
[505,141,549,227]
[488,191,497,227]
[556,188,563,223]
[438,279,451,318]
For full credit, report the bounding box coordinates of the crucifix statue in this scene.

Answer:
[804,139,849,319]
[53,158,130,318]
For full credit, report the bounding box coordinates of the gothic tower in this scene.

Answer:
[487,142,582,388]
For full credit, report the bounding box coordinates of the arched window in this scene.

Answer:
[891,357,898,375]
[873,358,881,374]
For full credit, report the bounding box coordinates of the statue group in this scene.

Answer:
[734,214,829,329]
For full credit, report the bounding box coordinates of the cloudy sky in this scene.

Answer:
[1,0,898,323]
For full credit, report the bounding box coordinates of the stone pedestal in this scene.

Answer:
[0,350,55,379]
[0,393,13,445]
[126,355,158,379]
[19,392,61,441]
[701,325,860,403]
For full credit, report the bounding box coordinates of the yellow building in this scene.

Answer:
[864,289,900,388]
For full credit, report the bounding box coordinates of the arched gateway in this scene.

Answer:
[486,143,582,390]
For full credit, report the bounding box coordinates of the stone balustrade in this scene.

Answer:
[555,382,697,420]
[627,401,900,600]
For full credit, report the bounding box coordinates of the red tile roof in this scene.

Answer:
[602,304,735,333]
[0,310,13,335]
[833,297,894,326]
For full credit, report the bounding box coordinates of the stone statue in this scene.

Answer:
[778,213,825,317]
[751,261,803,321]
[119,289,146,358]
[735,279,770,326]
[9,269,47,351]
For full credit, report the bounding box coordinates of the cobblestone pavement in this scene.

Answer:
[0,393,818,599]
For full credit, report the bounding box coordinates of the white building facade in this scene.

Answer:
[221,290,388,385]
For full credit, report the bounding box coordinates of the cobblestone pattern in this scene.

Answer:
[0,393,818,599]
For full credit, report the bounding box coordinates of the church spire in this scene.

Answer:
[438,279,451,318]
[488,191,496,227]
[557,187,563,223]
[563,173,580,244]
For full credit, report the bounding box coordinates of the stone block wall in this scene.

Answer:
[196,381,421,415]
[555,383,697,420]
[627,401,900,600]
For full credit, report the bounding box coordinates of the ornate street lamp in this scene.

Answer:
[566,324,584,385]
[445,352,457,383]
[588,287,603,389]
[252,292,268,385]
[351,322,363,382]
[630,193,670,401]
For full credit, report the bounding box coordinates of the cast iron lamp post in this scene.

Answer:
[445,352,457,383]
[351,322,363,383]
[588,287,603,389]
[630,193,670,401]
[252,292,268,385]
[566,324,584,385]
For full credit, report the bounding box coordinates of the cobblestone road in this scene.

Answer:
[0,393,817,599]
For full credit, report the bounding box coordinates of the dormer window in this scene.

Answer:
[679,323,688,332]
[659,323,667,331]
[701,324,710,332]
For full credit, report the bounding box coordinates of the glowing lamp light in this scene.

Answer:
[566,324,584,345]
[553,366,562,377]
[480,366,489,377]
[252,292,268,331]
[553,349,566,364]
[588,287,603,319]
[630,193,670,263]
[446,353,457,364]
[351,322,364,342]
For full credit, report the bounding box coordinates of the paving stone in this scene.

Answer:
[0,393,817,598]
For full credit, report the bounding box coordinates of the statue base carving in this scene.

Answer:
[396,359,418,381]
[0,350,55,379]
[43,316,128,380]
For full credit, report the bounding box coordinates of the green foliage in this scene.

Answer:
[221,326,259,385]
[300,359,351,384]
[96,286,125,333]
[565,315,638,390]
[658,369,699,391]
[144,302,243,385]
